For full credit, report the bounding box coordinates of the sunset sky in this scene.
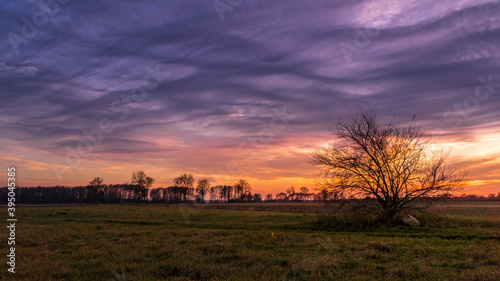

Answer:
[1,0,499,196]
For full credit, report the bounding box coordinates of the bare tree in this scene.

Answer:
[196,179,210,203]
[265,194,273,201]
[210,185,222,202]
[131,171,155,203]
[88,177,104,202]
[310,106,465,222]
[286,186,296,200]
[221,185,233,202]
[275,192,288,201]
[253,193,262,202]
[234,179,251,201]
[300,186,309,194]
[315,187,332,201]
[298,186,310,201]
[89,176,103,187]
[174,173,195,202]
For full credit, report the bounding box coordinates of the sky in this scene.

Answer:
[1,0,500,196]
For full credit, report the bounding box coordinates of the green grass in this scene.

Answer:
[0,202,499,280]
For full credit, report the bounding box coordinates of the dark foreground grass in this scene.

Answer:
[0,202,499,280]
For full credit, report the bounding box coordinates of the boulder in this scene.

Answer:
[402,215,420,226]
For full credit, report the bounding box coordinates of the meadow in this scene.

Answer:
[0,201,499,280]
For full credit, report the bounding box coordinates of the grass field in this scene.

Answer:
[1,202,499,280]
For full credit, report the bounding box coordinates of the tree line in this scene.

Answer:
[0,171,345,204]
[1,169,498,205]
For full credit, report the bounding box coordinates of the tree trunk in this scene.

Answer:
[381,205,398,223]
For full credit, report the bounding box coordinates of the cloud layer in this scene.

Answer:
[1,0,499,194]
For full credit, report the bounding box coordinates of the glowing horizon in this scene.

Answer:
[2,130,500,196]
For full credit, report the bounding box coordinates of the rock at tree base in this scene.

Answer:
[402,215,420,226]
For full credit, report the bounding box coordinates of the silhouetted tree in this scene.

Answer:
[196,179,210,203]
[210,185,222,202]
[253,193,262,202]
[150,188,164,203]
[174,173,195,202]
[315,187,331,201]
[311,106,466,222]
[275,192,288,201]
[296,186,310,201]
[88,177,104,202]
[131,171,155,203]
[222,185,233,202]
[234,179,251,201]
[165,185,183,202]
[286,186,296,200]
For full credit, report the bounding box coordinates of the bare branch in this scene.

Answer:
[310,105,467,222]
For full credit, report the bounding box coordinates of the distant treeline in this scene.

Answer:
[0,184,330,204]
[0,185,498,205]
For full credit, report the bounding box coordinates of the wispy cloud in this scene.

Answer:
[1,0,499,194]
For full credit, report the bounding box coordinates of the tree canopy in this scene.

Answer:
[131,171,155,202]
